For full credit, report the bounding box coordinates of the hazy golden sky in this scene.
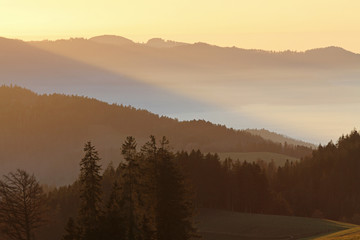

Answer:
[2,0,360,52]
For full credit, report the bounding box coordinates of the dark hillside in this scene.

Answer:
[0,86,311,184]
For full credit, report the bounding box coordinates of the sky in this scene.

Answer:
[1,0,360,52]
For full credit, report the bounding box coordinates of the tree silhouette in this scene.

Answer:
[152,137,197,240]
[78,142,102,240]
[120,136,142,240]
[0,169,46,240]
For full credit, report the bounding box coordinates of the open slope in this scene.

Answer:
[197,209,357,240]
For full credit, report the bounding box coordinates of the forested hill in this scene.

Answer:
[0,86,311,185]
[246,128,317,149]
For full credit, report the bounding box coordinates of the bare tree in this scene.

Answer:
[0,169,46,240]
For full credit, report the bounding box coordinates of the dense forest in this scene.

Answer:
[274,130,360,222]
[0,85,312,185]
[176,130,360,223]
[1,130,360,240]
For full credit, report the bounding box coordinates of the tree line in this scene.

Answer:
[273,130,360,222]
[2,130,360,240]
[61,136,197,240]
[175,130,360,222]
[0,136,197,240]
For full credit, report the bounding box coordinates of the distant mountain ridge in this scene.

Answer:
[2,35,358,78]
[37,35,360,55]
[25,36,360,75]
[27,35,360,66]
[89,35,135,46]
[1,35,359,144]
[146,38,188,48]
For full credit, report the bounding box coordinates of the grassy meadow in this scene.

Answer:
[197,209,357,240]
[315,226,360,240]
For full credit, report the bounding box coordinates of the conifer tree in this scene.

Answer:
[78,142,102,240]
[156,137,197,240]
[140,135,158,235]
[120,136,142,240]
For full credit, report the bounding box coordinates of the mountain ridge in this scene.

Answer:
[89,35,135,46]
[27,35,360,70]
[18,35,359,55]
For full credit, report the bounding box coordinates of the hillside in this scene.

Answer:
[0,37,207,115]
[197,209,356,240]
[0,86,311,185]
[246,129,317,149]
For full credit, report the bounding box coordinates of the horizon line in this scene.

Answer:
[2,34,359,55]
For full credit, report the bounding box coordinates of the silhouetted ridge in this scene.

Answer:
[146,38,188,48]
[12,36,358,71]
[89,35,135,46]
[305,46,356,56]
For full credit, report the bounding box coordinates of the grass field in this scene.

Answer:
[216,152,299,166]
[197,209,357,240]
[315,226,360,240]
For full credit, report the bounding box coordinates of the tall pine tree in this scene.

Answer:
[120,136,143,240]
[78,142,102,240]
[140,136,197,240]
[139,136,160,240]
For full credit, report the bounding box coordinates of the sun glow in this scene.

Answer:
[1,0,360,52]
